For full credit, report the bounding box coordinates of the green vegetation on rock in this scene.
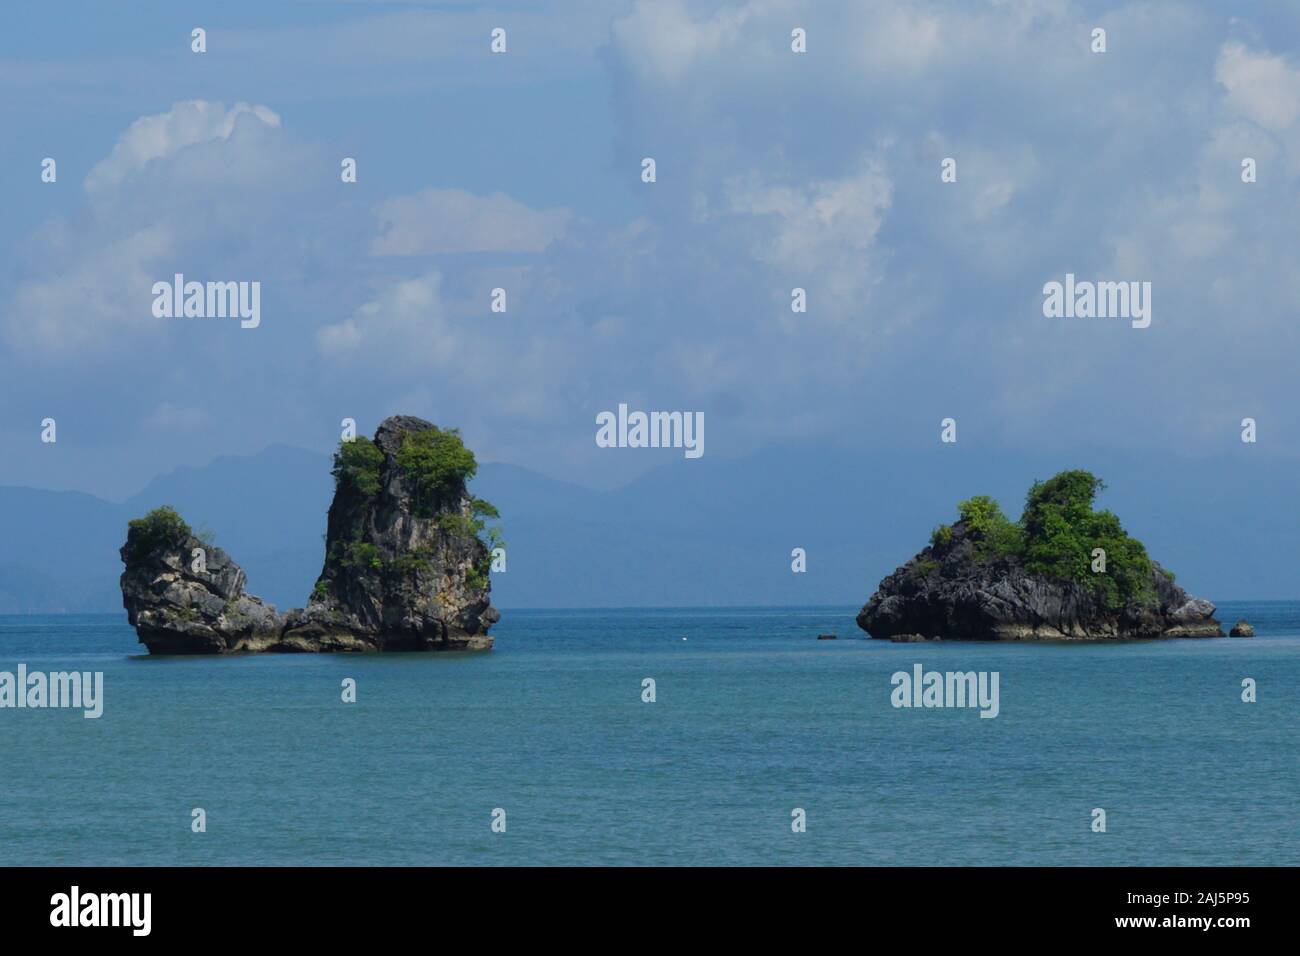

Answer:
[938,470,1155,610]
[338,541,382,572]
[396,428,478,516]
[331,437,384,496]
[125,505,192,561]
[465,565,490,592]
[957,495,1025,561]
[1021,470,1153,609]
[470,496,499,520]
[392,548,437,575]
[324,424,502,594]
[396,429,503,563]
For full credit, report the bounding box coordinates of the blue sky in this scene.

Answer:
[3,0,1300,500]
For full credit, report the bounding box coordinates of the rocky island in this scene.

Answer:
[120,416,500,654]
[857,470,1222,641]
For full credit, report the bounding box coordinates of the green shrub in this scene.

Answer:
[126,505,192,561]
[437,501,504,558]
[936,471,1155,610]
[396,428,477,516]
[332,427,503,586]
[437,512,480,540]
[338,541,382,571]
[957,495,1003,536]
[957,495,1025,560]
[392,548,436,575]
[331,437,384,497]
[1019,470,1153,609]
[474,499,504,552]
[465,561,490,592]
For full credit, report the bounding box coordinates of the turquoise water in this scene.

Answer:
[0,603,1296,866]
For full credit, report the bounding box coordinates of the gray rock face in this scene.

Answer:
[119,535,286,654]
[1229,619,1255,637]
[857,522,1222,642]
[121,416,498,654]
[281,416,498,651]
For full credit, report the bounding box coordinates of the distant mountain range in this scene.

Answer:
[0,439,1293,614]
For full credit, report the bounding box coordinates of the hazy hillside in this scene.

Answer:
[0,440,1294,614]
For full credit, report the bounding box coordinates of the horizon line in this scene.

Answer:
[2,598,1294,620]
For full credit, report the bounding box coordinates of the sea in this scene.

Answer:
[0,602,1296,866]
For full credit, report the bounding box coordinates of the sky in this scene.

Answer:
[3,0,1300,501]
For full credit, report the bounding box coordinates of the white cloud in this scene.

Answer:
[610,0,758,84]
[857,5,944,73]
[725,163,892,272]
[85,101,281,194]
[12,224,174,354]
[718,161,893,323]
[317,273,454,363]
[315,267,582,428]
[371,189,570,255]
[1216,41,1300,132]
[3,98,340,360]
[10,3,1300,492]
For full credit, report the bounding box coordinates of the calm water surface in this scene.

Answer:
[0,603,1295,865]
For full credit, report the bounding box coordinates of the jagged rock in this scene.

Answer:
[1229,619,1255,637]
[119,522,285,655]
[857,510,1222,642]
[121,416,499,654]
[281,415,498,651]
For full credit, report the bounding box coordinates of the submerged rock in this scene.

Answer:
[857,471,1222,642]
[1229,619,1255,637]
[817,633,837,640]
[121,416,500,654]
[889,633,928,643]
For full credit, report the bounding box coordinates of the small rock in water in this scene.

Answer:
[817,633,837,640]
[1229,619,1255,638]
[856,471,1224,641]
